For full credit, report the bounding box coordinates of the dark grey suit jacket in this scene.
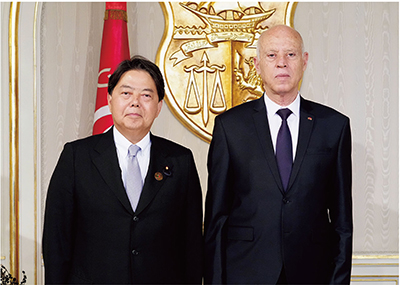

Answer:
[43,128,203,284]
[205,95,352,284]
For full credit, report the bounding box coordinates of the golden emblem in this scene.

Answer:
[157,2,297,142]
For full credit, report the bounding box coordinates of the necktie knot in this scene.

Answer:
[128,144,141,158]
[277,108,292,121]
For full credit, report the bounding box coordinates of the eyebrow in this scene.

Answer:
[266,48,299,52]
[119,84,133,90]
[141,87,155,93]
[119,85,155,93]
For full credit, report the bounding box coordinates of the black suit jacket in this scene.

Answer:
[43,128,203,284]
[204,96,353,284]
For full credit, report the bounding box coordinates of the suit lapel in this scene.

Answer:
[91,128,134,214]
[287,97,314,191]
[252,96,284,192]
[135,134,170,215]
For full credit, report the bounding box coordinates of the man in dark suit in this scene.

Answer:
[42,55,203,284]
[204,25,353,284]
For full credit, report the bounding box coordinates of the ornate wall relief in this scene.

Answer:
[157,2,296,142]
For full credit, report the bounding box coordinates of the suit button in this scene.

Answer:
[282,198,290,204]
[133,216,139,222]
[132,250,139,255]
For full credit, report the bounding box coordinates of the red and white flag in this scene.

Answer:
[93,2,130,135]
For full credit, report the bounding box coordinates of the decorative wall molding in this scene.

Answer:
[8,2,20,280]
[351,255,399,284]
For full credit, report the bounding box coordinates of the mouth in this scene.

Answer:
[276,73,290,78]
[126,112,142,118]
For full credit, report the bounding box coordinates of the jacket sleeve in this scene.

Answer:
[204,116,232,284]
[42,143,75,284]
[329,117,353,284]
[183,150,204,284]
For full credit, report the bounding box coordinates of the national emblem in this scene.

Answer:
[156,2,297,143]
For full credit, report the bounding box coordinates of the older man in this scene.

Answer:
[204,25,353,284]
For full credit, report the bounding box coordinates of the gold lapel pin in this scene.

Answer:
[163,166,172,177]
[154,172,163,181]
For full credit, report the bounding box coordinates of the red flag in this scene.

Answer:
[93,2,130,135]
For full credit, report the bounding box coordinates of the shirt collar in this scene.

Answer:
[113,127,151,157]
[264,92,301,118]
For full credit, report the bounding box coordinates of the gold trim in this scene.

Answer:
[352,275,399,278]
[351,278,398,284]
[8,1,20,280]
[350,275,399,285]
[353,254,399,259]
[286,2,300,89]
[285,2,297,27]
[33,4,39,284]
[354,263,399,266]
[104,9,128,22]
[352,254,399,266]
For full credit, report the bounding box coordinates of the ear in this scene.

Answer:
[302,52,309,71]
[156,100,163,117]
[253,56,261,75]
[107,93,113,112]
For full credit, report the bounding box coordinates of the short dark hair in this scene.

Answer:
[108,55,165,101]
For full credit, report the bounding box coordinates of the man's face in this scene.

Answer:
[108,69,162,143]
[254,26,308,98]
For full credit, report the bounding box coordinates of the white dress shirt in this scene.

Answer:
[264,93,300,161]
[113,127,151,188]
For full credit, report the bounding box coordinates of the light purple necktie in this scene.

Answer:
[126,144,143,211]
[276,108,293,191]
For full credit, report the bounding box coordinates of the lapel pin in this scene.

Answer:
[163,166,172,177]
[308,117,313,121]
[154,172,163,181]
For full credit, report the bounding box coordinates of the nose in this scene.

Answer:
[276,54,287,68]
[130,93,140,107]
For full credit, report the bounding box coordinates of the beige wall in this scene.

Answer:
[1,2,398,284]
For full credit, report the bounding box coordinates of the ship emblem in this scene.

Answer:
[157,2,297,142]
